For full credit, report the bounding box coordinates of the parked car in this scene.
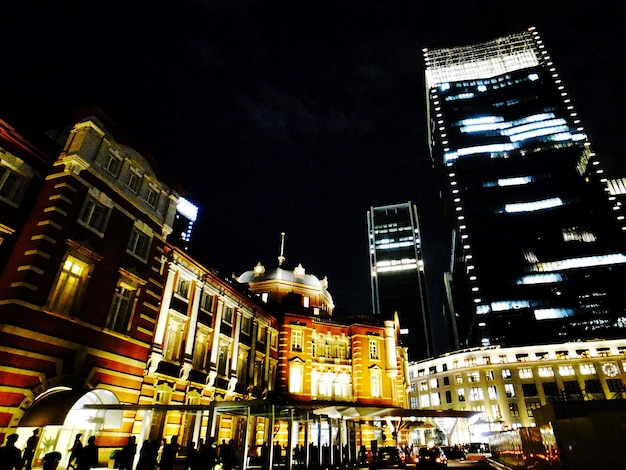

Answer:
[416,447,447,468]
[371,446,405,469]
[441,446,466,461]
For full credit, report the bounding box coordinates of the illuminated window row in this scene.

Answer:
[504,197,563,213]
[532,254,626,272]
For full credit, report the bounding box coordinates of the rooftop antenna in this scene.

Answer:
[278,232,286,266]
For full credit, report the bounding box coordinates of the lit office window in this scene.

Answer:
[370,369,382,398]
[163,315,186,362]
[289,362,304,393]
[369,339,380,360]
[107,280,137,333]
[47,255,91,315]
[580,364,596,375]
[291,330,303,352]
[193,329,209,370]
[519,368,533,379]
[538,367,554,377]
[469,387,484,401]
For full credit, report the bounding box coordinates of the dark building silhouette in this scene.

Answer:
[367,202,433,359]
[424,28,626,348]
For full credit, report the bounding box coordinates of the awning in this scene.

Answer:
[20,388,84,427]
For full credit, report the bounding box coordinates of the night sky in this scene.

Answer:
[2,1,625,352]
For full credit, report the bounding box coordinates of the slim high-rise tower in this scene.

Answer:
[368,202,433,359]
[424,28,626,348]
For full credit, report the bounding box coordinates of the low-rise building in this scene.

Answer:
[408,339,626,444]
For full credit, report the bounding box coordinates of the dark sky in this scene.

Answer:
[2,1,625,350]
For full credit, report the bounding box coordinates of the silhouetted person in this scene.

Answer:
[22,430,39,470]
[118,436,136,470]
[0,434,22,470]
[136,440,157,470]
[68,434,83,470]
[159,437,178,470]
[219,441,234,470]
[77,436,98,470]
[197,438,216,470]
[185,442,198,470]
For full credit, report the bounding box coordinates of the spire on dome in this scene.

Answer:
[278,232,286,266]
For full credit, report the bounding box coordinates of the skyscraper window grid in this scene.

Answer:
[368,202,433,359]
[424,28,626,349]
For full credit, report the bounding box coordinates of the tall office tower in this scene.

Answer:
[424,28,626,348]
[368,202,433,359]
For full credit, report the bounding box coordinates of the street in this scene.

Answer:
[448,458,493,469]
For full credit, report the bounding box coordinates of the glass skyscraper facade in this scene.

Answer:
[367,202,433,359]
[424,28,626,348]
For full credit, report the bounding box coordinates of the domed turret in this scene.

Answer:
[237,234,334,315]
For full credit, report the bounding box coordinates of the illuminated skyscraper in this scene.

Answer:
[367,202,433,359]
[424,28,626,348]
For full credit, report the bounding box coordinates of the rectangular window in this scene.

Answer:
[241,316,252,334]
[443,376,450,386]
[289,363,304,393]
[291,330,303,352]
[419,381,428,392]
[559,365,576,376]
[163,315,185,362]
[445,390,452,403]
[526,401,541,417]
[543,382,559,399]
[79,197,110,233]
[457,388,466,402]
[467,371,480,382]
[223,306,234,324]
[491,404,502,419]
[201,292,215,313]
[519,368,533,379]
[370,370,382,397]
[107,282,136,333]
[47,255,90,315]
[127,170,142,193]
[369,339,379,360]
[502,369,512,379]
[176,278,191,299]
[455,374,463,384]
[607,378,625,393]
[580,363,596,375]
[0,164,23,202]
[104,153,122,176]
[193,329,209,369]
[420,394,430,407]
[128,228,151,260]
[585,379,603,394]
[257,325,266,344]
[488,385,498,399]
[563,380,581,395]
[145,186,159,208]
[485,370,495,381]
[505,383,515,398]
[538,366,554,377]
[410,396,418,408]
[522,383,538,396]
[469,387,484,401]
[431,392,441,406]
[509,403,520,418]
[217,342,230,375]
[429,378,439,388]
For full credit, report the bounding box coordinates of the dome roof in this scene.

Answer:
[238,263,324,289]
